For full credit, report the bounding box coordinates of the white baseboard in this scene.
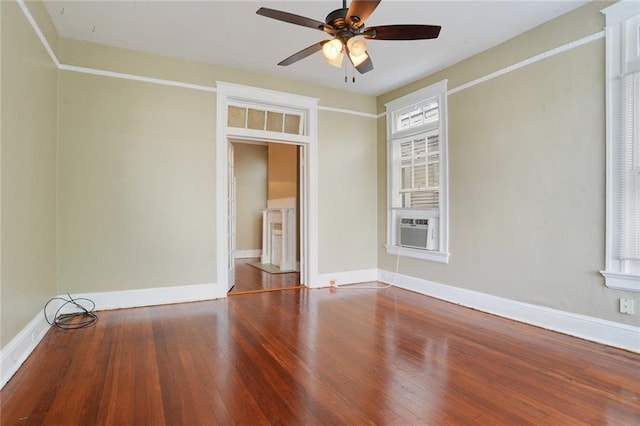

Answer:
[72,282,222,311]
[313,268,379,289]
[379,269,640,353]
[0,300,60,389]
[235,249,262,259]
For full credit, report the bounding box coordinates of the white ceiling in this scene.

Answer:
[42,0,590,96]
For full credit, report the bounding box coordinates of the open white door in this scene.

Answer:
[227,143,236,291]
[298,145,306,285]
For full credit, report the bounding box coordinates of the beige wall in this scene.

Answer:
[53,31,378,290]
[319,111,378,273]
[1,0,58,347]
[57,72,217,294]
[234,143,267,251]
[268,143,297,200]
[377,2,638,326]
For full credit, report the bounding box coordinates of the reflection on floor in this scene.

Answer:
[229,258,301,295]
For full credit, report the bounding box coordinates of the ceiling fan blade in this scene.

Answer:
[278,41,326,66]
[364,25,442,40]
[346,0,381,28]
[256,7,334,34]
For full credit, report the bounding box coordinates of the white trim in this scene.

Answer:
[59,64,216,92]
[315,269,379,288]
[217,81,319,110]
[601,3,640,292]
[0,302,59,389]
[385,245,450,263]
[235,249,262,259]
[71,282,222,311]
[601,0,640,26]
[379,270,640,353]
[448,31,605,96]
[601,271,640,292]
[16,0,60,67]
[216,82,319,291]
[317,105,378,119]
[385,80,450,262]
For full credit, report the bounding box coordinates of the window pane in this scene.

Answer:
[284,114,301,134]
[427,135,439,153]
[423,102,439,124]
[414,164,427,188]
[401,167,412,190]
[414,138,426,157]
[410,190,439,209]
[429,162,440,188]
[227,106,246,128]
[400,141,413,158]
[247,108,265,130]
[266,111,284,132]
[410,109,422,126]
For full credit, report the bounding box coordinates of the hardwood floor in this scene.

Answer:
[229,258,301,294]
[1,286,639,425]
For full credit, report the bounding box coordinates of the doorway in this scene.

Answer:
[228,140,302,294]
[215,81,319,297]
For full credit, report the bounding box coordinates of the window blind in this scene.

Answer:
[619,71,640,263]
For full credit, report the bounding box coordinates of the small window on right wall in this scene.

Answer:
[385,80,450,263]
[601,1,640,292]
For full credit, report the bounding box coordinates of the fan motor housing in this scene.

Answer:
[325,8,348,29]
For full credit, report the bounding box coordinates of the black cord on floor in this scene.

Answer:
[44,293,98,329]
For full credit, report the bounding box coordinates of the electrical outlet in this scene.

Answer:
[619,298,635,315]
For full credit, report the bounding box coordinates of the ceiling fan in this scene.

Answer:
[256,0,441,76]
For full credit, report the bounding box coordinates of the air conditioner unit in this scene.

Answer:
[398,218,438,250]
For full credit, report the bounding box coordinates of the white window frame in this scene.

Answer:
[601,1,640,292]
[385,80,449,263]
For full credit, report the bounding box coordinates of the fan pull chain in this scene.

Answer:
[344,56,348,83]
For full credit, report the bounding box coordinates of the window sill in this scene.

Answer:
[601,271,640,293]
[386,245,450,264]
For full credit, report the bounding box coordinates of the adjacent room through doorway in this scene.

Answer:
[228,140,302,295]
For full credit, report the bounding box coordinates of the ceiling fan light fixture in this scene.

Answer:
[322,38,343,60]
[347,37,367,57]
[326,51,344,68]
[347,37,368,66]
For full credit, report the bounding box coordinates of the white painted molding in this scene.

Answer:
[317,105,378,119]
[314,269,379,289]
[16,0,60,67]
[379,269,640,353]
[235,249,262,259]
[59,64,216,93]
[0,301,59,389]
[601,271,640,292]
[71,282,222,311]
[448,31,605,96]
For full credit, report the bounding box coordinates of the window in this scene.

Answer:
[227,103,303,135]
[602,1,640,292]
[385,80,449,263]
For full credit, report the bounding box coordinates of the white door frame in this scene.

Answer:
[215,82,319,298]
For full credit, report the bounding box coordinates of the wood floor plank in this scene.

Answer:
[1,286,638,425]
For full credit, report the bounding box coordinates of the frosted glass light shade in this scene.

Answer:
[347,38,368,66]
[347,38,367,57]
[322,39,343,60]
[326,51,344,68]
